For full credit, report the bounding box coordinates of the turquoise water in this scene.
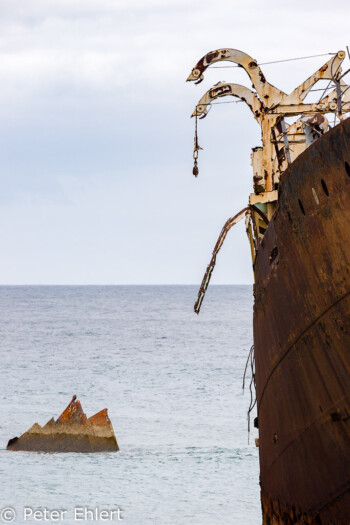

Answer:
[0,286,260,524]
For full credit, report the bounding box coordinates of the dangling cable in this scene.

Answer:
[243,344,256,443]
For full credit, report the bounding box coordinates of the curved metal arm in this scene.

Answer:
[193,203,270,314]
[192,82,265,123]
[194,206,250,314]
[187,48,285,107]
[283,51,345,104]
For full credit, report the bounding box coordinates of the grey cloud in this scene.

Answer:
[0,0,348,283]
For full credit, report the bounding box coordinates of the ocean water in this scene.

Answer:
[0,285,260,524]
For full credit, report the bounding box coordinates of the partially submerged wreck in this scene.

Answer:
[187,49,350,523]
[7,396,119,453]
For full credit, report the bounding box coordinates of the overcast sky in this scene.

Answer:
[0,0,349,284]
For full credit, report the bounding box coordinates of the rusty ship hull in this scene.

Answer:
[254,117,350,524]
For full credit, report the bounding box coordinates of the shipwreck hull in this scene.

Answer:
[254,118,350,524]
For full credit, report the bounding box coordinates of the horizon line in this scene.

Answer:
[0,283,253,286]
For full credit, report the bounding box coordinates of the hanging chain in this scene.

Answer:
[192,112,202,177]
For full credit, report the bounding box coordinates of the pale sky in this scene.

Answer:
[0,0,349,284]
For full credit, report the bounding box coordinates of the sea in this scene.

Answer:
[0,285,261,525]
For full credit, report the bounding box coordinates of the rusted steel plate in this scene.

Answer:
[254,118,350,523]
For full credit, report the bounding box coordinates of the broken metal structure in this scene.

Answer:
[187,49,350,313]
[187,49,350,524]
[7,396,119,453]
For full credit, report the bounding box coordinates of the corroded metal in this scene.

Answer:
[194,207,249,313]
[192,82,265,122]
[194,203,270,313]
[187,49,350,523]
[7,396,119,453]
[188,49,349,197]
[254,118,350,524]
[187,48,286,104]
